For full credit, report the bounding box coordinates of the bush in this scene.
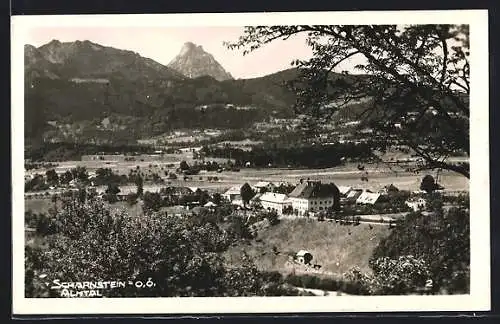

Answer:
[24,196,301,297]
[371,201,470,294]
[266,210,280,226]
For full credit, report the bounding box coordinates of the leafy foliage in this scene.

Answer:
[202,142,375,169]
[25,196,301,297]
[371,201,470,294]
[142,191,163,213]
[227,25,470,177]
[344,255,431,295]
[420,174,442,193]
[240,183,255,206]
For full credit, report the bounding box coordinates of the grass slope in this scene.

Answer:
[224,218,390,277]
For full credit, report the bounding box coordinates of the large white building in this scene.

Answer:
[259,192,291,215]
[287,181,340,216]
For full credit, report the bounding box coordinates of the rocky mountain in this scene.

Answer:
[25,39,185,82]
[167,42,233,81]
[23,39,370,143]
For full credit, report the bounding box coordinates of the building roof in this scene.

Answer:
[250,193,263,202]
[338,186,352,195]
[260,192,289,204]
[116,187,137,195]
[223,185,243,196]
[254,181,274,188]
[356,191,381,204]
[346,189,363,199]
[405,197,426,203]
[289,181,339,199]
[296,250,312,257]
[143,186,163,193]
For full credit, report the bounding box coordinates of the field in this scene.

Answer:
[224,218,390,278]
[25,195,391,280]
[25,153,469,198]
[25,198,54,214]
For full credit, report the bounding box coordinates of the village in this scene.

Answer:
[24,155,467,231]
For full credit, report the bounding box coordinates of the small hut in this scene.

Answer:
[296,250,313,265]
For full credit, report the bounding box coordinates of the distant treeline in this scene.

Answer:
[26,142,155,162]
[201,142,375,168]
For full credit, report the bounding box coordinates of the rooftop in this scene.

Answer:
[356,192,381,204]
[254,181,274,188]
[223,184,244,195]
[260,192,289,204]
[289,181,339,199]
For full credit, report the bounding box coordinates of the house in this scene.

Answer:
[379,184,399,195]
[405,197,427,211]
[222,184,244,204]
[287,180,340,216]
[259,192,291,215]
[252,181,276,193]
[115,187,138,201]
[345,188,363,201]
[187,187,200,194]
[160,186,193,197]
[338,186,352,196]
[295,250,313,265]
[203,201,217,208]
[356,191,381,205]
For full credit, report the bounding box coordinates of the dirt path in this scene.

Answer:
[294,287,353,296]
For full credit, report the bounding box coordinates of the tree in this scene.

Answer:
[60,170,73,185]
[420,174,440,193]
[240,183,255,207]
[71,166,89,183]
[45,169,59,186]
[371,203,470,294]
[135,175,144,197]
[25,174,49,192]
[105,183,120,195]
[212,193,222,205]
[266,210,280,226]
[103,183,120,203]
[226,25,470,178]
[180,160,190,171]
[25,195,298,297]
[344,255,432,295]
[142,191,163,213]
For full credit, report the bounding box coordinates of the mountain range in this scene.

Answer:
[24,39,369,143]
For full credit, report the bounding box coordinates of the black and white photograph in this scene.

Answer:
[11,10,490,314]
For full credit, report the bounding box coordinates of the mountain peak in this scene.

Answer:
[27,39,184,81]
[168,42,233,81]
[180,41,204,55]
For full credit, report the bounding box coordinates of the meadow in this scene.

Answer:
[224,218,390,278]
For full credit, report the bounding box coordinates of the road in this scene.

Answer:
[294,287,353,296]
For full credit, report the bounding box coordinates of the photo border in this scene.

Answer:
[11,10,491,315]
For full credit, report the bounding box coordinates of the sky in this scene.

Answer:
[25,26,364,79]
